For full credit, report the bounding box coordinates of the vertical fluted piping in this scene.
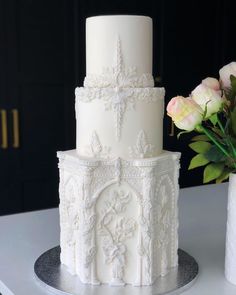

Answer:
[134,201,143,286]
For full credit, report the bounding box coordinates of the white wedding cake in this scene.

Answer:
[57,15,180,286]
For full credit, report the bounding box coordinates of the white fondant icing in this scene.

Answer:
[58,150,180,286]
[78,131,112,159]
[86,16,153,77]
[129,130,155,158]
[84,36,154,88]
[97,188,137,285]
[76,87,164,158]
[76,31,164,149]
[58,14,181,287]
[75,87,163,103]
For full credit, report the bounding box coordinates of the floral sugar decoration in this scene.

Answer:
[167,62,236,183]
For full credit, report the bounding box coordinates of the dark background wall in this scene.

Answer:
[0,0,235,215]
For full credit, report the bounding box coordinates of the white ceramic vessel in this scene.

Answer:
[225,173,236,285]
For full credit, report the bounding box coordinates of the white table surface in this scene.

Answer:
[1,183,236,295]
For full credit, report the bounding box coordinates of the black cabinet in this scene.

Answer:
[0,0,235,215]
[0,0,76,215]
[161,0,236,187]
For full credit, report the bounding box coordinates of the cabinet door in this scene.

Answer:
[0,0,22,215]
[0,0,76,215]
[17,0,76,212]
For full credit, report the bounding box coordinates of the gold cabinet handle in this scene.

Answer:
[169,119,175,136]
[1,109,8,149]
[12,109,20,148]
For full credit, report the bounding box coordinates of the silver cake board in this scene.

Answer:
[34,246,198,295]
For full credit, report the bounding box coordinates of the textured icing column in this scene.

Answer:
[86,15,153,76]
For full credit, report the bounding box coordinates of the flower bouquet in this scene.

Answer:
[167,62,236,184]
[167,61,236,285]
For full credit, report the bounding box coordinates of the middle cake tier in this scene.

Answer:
[75,86,164,160]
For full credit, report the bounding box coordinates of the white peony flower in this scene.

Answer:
[191,84,223,117]
[167,96,203,131]
[219,62,236,89]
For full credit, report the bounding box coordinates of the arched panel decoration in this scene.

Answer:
[57,150,180,285]
[95,181,140,285]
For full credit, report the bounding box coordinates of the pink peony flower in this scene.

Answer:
[167,96,203,131]
[191,83,223,117]
[219,62,236,89]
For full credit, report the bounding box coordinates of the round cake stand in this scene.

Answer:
[34,247,198,295]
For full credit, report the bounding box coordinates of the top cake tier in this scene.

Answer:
[85,15,154,88]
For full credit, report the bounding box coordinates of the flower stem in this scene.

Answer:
[216,115,225,134]
[200,125,229,157]
[229,141,236,159]
[217,115,236,159]
[201,124,236,169]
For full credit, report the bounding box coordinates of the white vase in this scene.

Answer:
[225,173,236,285]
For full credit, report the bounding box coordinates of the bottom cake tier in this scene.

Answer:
[57,150,181,286]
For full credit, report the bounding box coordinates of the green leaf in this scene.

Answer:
[230,75,236,92]
[230,108,236,136]
[216,168,233,183]
[189,141,212,153]
[191,134,210,142]
[209,113,218,126]
[204,145,227,162]
[203,163,224,183]
[188,154,210,170]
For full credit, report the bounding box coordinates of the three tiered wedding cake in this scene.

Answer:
[57,15,180,286]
